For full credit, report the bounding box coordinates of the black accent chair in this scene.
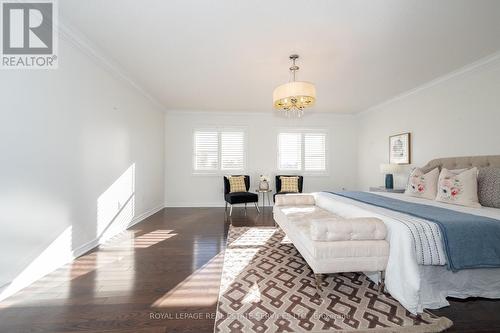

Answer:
[224,175,260,216]
[274,175,304,202]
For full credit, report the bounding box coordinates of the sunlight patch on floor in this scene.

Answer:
[242,282,261,303]
[152,253,224,307]
[132,229,177,248]
[219,247,260,295]
[0,226,73,303]
[229,228,276,247]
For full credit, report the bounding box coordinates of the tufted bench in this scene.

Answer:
[273,194,389,293]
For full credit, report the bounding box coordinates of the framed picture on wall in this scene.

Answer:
[389,132,411,164]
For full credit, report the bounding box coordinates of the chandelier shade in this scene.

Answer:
[273,54,316,117]
[273,81,316,110]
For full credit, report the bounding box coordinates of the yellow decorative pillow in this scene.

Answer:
[280,176,299,193]
[229,176,247,193]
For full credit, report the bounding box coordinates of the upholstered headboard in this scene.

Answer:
[421,155,500,173]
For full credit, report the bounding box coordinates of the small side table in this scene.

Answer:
[255,189,273,210]
[369,186,405,194]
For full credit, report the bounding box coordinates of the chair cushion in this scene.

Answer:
[280,176,299,193]
[228,176,247,193]
[225,192,258,204]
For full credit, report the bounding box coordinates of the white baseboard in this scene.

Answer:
[0,204,165,302]
[74,203,165,256]
[164,202,273,208]
[164,202,225,207]
[127,203,165,228]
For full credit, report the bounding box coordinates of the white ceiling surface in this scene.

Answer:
[60,0,500,114]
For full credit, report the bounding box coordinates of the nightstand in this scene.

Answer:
[369,186,405,194]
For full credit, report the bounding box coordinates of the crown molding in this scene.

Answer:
[165,109,355,118]
[57,19,166,112]
[357,50,500,116]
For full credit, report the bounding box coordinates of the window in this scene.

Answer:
[194,131,219,171]
[304,133,326,171]
[278,133,302,170]
[221,132,245,170]
[278,131,327,173]
[193,129,245,172]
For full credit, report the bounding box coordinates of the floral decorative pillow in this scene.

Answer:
[435,167,481,208]
[405,167,439,200]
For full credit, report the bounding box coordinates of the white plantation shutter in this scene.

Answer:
[194,131,219,170]
[221,131,245,170]
[278,131,327,172]
[305,133,326,171]
[278,133,302,170]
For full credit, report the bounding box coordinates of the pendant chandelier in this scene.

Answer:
[273,54,316,117]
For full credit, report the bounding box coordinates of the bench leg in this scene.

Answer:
[314,273,324,293]
[378,270,386,294]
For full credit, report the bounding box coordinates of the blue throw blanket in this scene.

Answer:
[327,191,500,271]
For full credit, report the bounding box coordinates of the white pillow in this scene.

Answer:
[405,167,439,200]
[435,167,481,208]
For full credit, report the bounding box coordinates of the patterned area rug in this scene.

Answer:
[214,226,452,333]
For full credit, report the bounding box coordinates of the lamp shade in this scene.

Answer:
[379,163,403,174]
[273,81,316,110]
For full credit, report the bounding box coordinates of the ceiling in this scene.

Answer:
[60,0,500,113]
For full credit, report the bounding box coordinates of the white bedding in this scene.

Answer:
[313,191,500,313]
[317,193,447,265]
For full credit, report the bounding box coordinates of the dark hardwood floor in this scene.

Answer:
[0,207,498,333]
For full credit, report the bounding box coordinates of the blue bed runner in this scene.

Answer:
[326,191,500,271]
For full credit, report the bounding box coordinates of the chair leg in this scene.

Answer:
[244,203,247,215]
[378,270,385,294]
[229,204,233,216]
[225,202,228,213]
[254,202,260,213]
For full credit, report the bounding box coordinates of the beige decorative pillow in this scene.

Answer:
[229,176,247,193]
[280,176,299,193]
[405,167,439,200]
[436,168,481,208]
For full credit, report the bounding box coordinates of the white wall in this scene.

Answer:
[164,112,358,206]
[356,54,500,190]
[0,35,165,300]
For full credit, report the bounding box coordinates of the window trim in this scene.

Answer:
[192,127,247,175]
[276,128,329,176]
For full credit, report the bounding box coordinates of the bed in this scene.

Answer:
[314,155,500,314]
